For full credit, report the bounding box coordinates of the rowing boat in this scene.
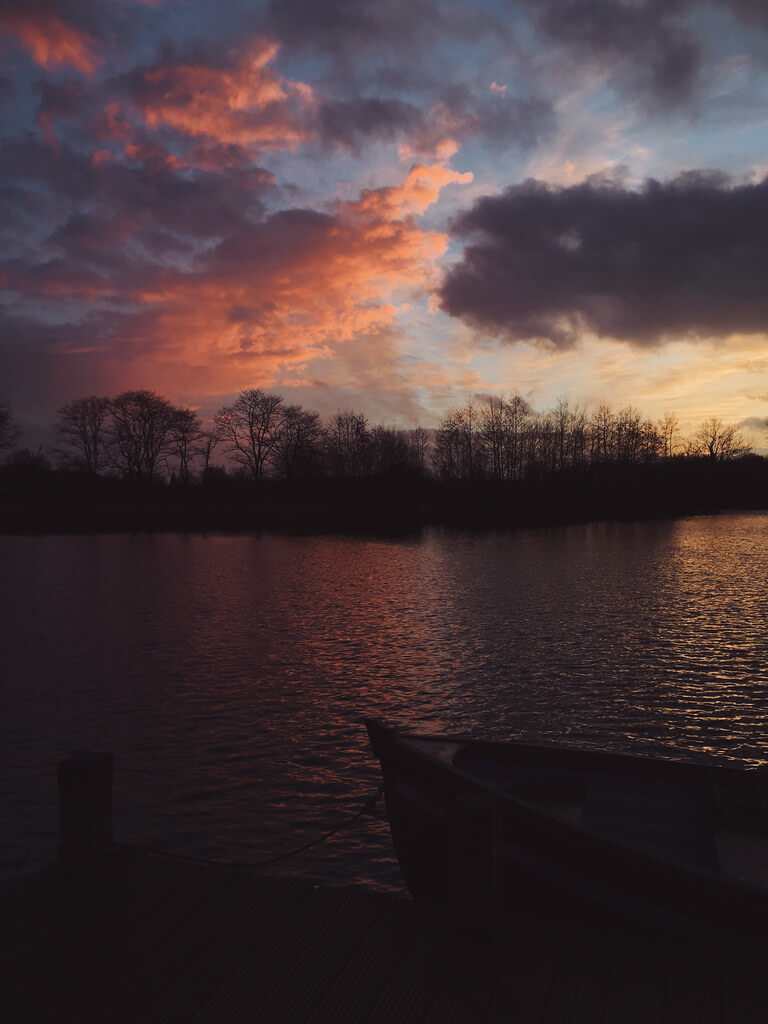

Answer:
[366,718,768,947]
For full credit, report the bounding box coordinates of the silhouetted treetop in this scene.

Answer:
[0,398,20,454]
[55,396,111,475]
[214,388,284,482]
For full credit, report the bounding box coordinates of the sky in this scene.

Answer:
[1,0,768,444]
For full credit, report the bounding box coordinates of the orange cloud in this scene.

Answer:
[98,164,472,395]
[131,38,314,151]
[352,164,474,218]
[3,13,101,74]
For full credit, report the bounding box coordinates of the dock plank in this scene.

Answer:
[4,851,768,1024]
[662,939,724,1024]
[304,898,425,1024]
[482,921,558,1024]
[186,883,392,1024]
[601,931,666,1024]
[129,875,310,1024]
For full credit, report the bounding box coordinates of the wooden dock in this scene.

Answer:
[2,846,767,1024]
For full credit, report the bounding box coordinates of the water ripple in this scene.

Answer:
[2,513,768,891]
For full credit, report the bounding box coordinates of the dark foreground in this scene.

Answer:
[3,849,765,1024]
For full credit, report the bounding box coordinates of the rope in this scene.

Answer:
[118,786,384,869]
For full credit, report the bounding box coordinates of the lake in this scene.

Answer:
[2,513,768,893]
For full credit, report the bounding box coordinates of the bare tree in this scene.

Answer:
[196,426,220,476]
[370,425,431,476]
[170,407,203,484]
[504,394,533,480]
[434,399,487,480]
[324,410,373,477]
[613,406,646,464]
[214,388,283,482]
[588,402,616,463]
[271,405,322,480]
[551,397,575,472]
[108,389,181,480]
[693,417,754,460]
[481,396,508,480]
[55,396,111,474]
[658,412,681,459]
[404,426,431,475]
[0,398,20,454]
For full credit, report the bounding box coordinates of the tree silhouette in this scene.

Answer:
[55,396,111,474]
[659,411,681,459]
[169,407,203,484]
[693,417,754,460]
[434,398,486,480]
[271,405,322,480]
[196,426,221,476]
[214,388,283,482]
[108,390,182,480]
[324,410,373,477]
[370,425,431,476]
[0,398,20,454]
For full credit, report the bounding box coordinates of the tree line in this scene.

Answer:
[0,389,762,486]
[432,396,758,480]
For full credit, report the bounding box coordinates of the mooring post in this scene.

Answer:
[450,792,498,927]
[57,751,114,860]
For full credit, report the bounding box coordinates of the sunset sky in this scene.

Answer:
[2,0,768,444]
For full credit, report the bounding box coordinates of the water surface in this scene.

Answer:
[2,514,768,891]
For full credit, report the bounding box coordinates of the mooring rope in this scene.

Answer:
[118,786,384,869]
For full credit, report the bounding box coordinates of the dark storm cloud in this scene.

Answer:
[315,97,423,152]
[266,0,503,55]
[441,171,768,347]
[260,0,768,119]
[0,0,98,28]
[433,85,555,154]
[531,0,702,108]
[0,133,276,307]
[531,0,768,109]
[314,89,555,156]
[725,0,768,27]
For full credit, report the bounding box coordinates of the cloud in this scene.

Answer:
[352,163,473,217]
[440,170,768,347]
[408,88,555,160]
[739,416,767,431]
[528,0,768,111]
[266,0,500,58]
[530,0,701,109]
[314,87,554,161]
[109,164,466,391]
[2,8,102,74]
[314,97,423,153]
[124,37,315,152]
[0,133,470,403]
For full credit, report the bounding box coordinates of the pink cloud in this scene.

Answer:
[49,163,471,397]
[3,12,101,74]
[129,38,315,152]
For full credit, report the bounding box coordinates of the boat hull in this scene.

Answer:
[366,719,768,949]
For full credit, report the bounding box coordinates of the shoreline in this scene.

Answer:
[2,456,767,537]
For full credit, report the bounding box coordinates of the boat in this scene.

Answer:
[366,718,768,948]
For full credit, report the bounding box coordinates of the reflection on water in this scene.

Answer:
[2,513,768,892]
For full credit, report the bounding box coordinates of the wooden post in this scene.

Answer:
[57,751,114,860]
[450,792,498,927]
